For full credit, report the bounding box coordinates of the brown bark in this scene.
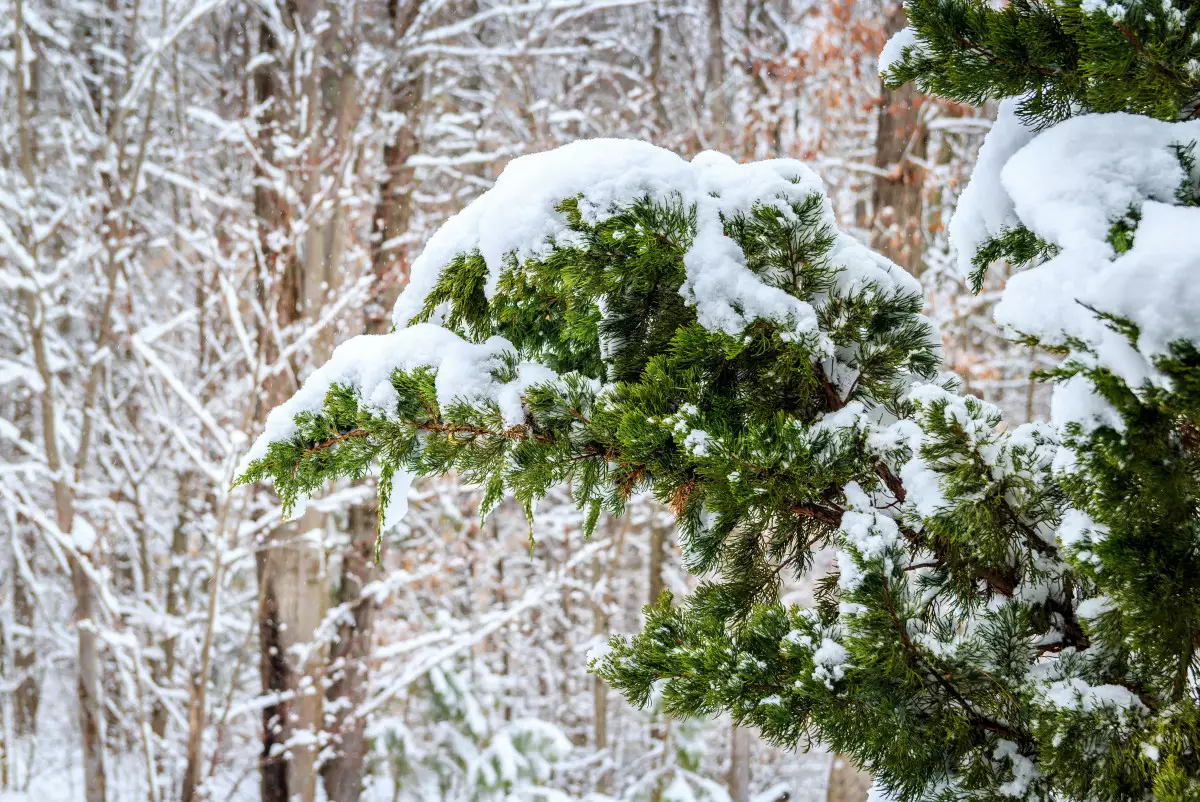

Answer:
[705,0,728,146]
[647,521,668,754]
[250,9,329,800]
[153,471,192,742]
[72,554,108,802]
[729,725,751,802]
[321,5,425,799]
[647,2,671,139]
[12,534,39,736]
[365,80,424,331]
[648,523,666,607]
[826,753,872,802]
[869,3,928,275]
[365,0,425,332]
[320,505,379,802]
[15,1,107,796]
[592,555,608,756]
[257,528,327,802]
[257,554,293,802]
[251,19,296,802]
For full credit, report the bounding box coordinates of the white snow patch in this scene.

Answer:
[837,482,902,591]
[811,638,850,689]
[1051,374,1125,435]
[72,516,98,552]
[390,139,911,353]
[1076,595,1115,620]
[992,113,1200,395]
[380,469,416,532]
[682,429,711,456]
[947,97,1035,277]
[1043,678,1147,715]
[878,26,921,75]
[994,739,1040,798]
[241,324,556,481]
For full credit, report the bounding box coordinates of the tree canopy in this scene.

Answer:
[240,2,1200,797]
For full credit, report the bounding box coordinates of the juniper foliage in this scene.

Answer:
[240,4,1200,792]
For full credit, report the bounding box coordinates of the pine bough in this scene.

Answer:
[238,2,1200,794]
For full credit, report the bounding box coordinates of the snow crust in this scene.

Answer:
[390,139,918,350]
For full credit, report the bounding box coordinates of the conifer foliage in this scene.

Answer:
[240,3,1200,796]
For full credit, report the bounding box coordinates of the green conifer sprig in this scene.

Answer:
[237,186,942,611]
[884,0,1200,128]
[239,50,1200,792]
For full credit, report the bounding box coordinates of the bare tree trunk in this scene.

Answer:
[365,0,426,332]
[71,552,107,802]
[258,526,327,802]
[12,535,39,736]
[321,6,425,799]
[15,0,107,796]
[22,275,109,802]
[647,519,668,798]
[705,0,728,146]
[180,555,218,802]
[153,472,191,742]
[648,523,666,607]
[249,9,329,799]
[647,1,671,140]
[729,725,751,802]
[2,526,39,789]
[321,505,378,802]
[366,80,424,330]
[252,18,294,801]
[870,2,928,275]
[827,754,872,802]
[592,554,608,756]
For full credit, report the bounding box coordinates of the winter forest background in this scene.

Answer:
[0,0,1047,800]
